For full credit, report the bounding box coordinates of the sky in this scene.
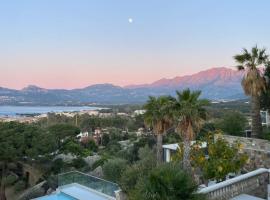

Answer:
[1,0,270,89]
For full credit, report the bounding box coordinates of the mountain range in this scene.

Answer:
[0,67,245,105]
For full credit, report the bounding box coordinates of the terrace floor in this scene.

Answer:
[231,194,265,200]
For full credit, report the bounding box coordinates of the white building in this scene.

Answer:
[162,141,207,162]
[79,110,99,116]
[260,110,270,127]
[133,110,146,116]
[76,132,89,141]
[136,128,145,137]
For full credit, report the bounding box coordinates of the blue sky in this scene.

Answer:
[1,0,270,89]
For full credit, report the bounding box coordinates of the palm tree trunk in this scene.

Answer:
[183,136,192,172]
[156,134,163,165]
[251,95,263,138]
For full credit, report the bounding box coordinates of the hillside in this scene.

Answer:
[0,67,245,105]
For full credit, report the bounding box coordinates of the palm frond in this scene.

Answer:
[257,48,268,65]
[234,54,247,64]
[173,89,209,139]
[236,65,245,71]
[242,68,266,96]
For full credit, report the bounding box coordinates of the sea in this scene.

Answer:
[0,106,102,117]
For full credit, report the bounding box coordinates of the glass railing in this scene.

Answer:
[57,171,120,197]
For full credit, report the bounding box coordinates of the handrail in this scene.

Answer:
[58,170,119,187]
[199,168,269,194]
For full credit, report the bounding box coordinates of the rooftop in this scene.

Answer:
[162,141,207,150]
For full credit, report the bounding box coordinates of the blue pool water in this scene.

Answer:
[36,192,77,200]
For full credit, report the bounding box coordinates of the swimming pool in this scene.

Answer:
[35,192,77,200]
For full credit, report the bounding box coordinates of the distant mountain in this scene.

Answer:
[126,67,245,100]
[0,67,246,105]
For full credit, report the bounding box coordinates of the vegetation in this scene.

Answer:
[215,111,247,136]
[0,85,263,199]
[172,89,209,171]
[129,163,205,200]
[0,122,42,199]
[103,158,128,183]
[144,96,174,164]
[192,132,248,184]
[143,89,209,172]
[261,62,270,110]
[234,46,269,137]
[119,146,156,194]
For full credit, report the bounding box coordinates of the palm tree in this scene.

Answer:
[144,96,174,164]
[172,89,209,171]
[234,46,269,137]
[261,62,270,111]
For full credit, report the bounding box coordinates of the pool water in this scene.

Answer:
[36,192,76,200]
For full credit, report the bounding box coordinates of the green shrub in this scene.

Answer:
[91,156,109,170]
[215,111,247,136]
[14,180,25,192]
[120,146,156,193]
[51,158,66,174]
[87,139,98,152]
[262,127,270,140]
[130,163,205,200]
[4,174,18,186]
[71,158,88,169]
[103,158,127,183]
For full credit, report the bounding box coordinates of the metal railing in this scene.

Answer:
[57,171,120,197]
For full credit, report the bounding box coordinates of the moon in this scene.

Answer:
[128,18,133,23]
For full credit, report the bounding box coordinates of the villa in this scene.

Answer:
[32,168,270,200]
[33,171,124,200]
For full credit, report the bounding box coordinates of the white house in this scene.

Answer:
[76,131,89,141]
[133,110,146,116]
[162,141,207,162]
[260,110,270,127]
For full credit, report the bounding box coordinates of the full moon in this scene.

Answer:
[128,18,133,23]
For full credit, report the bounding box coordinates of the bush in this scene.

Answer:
[71,158,88,169]
[192,133,248,182]
[101,134,110,146]
[46,175,58,190]
[87,139,98,152]
[4,174,18,186]
[105,141,121,155]
[14,180,25,192]
[215,111,247,136]
[262,127,270,140]
[91,156,109,170]
[120,164,141,193]
[50,158,66,174]
[62,140,86,157]
[103,158,127,183]
[129,163,205,200]
[120,146,156,193]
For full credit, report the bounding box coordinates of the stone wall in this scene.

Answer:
[217,134,270,170]
[199,169,269,200]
